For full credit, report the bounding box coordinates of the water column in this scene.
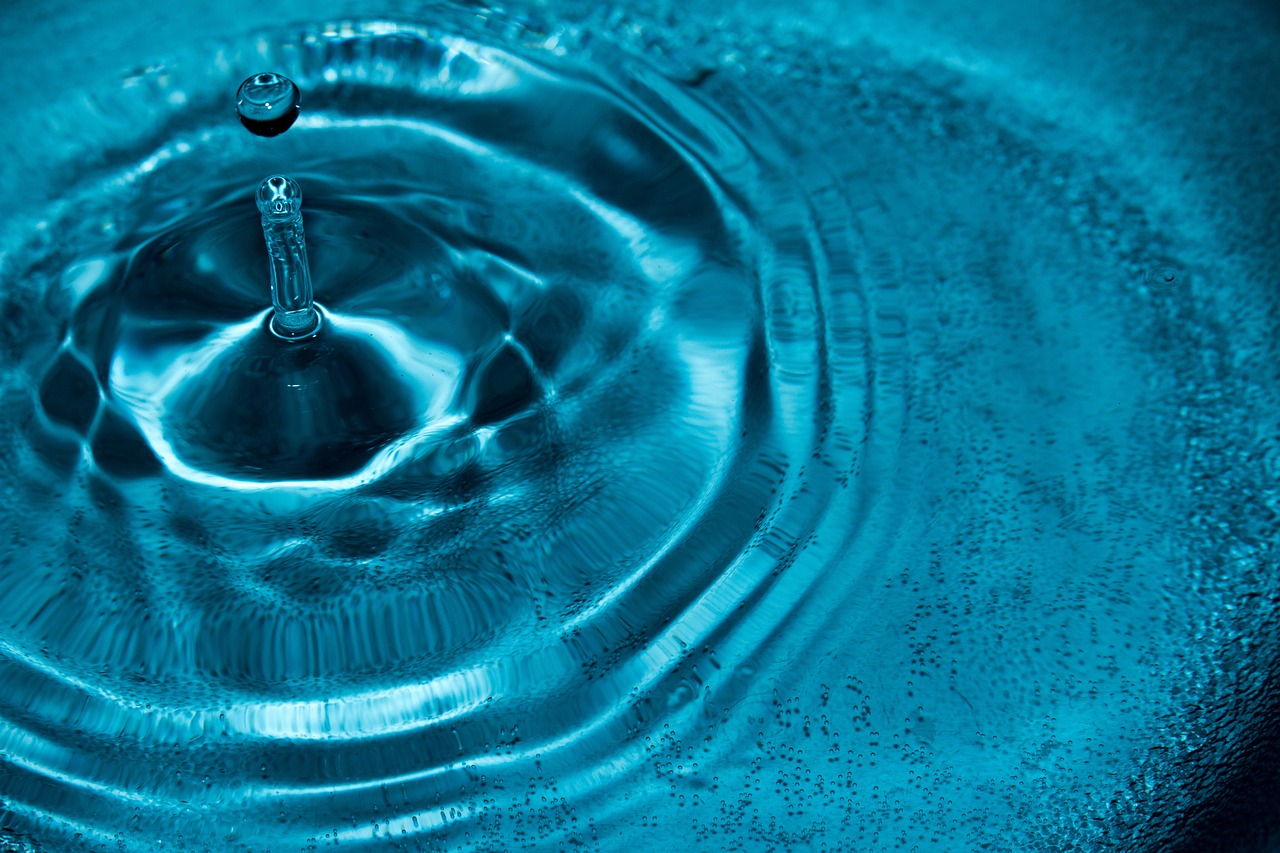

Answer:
[257,175,320,339]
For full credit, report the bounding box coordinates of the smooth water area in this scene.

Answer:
[0,3,1278,851]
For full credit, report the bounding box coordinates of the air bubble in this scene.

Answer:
[1143,260,1185,291]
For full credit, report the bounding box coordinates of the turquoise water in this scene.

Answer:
[0,3,1278,851]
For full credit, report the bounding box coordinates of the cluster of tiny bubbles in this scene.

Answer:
[235,71,301,136]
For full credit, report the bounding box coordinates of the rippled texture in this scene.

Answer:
[0,1,1278,851]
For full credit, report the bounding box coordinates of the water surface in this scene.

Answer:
[0,3,1278,851]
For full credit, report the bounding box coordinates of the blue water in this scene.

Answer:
[237,73,302,137]
[1,4,1278,852]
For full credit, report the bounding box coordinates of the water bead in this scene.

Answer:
[256,173,303,220]
[235,72,301,137]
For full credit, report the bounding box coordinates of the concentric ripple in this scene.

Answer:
[0,15,876,851]
[0,3,1277,852]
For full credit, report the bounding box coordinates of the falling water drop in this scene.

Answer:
[236,72,301,137]
[256,175,320,339]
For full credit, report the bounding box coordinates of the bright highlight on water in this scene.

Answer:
[0,5,1276,853]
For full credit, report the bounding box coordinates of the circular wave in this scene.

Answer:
[0,14,882,850]
[0,4,1274,852]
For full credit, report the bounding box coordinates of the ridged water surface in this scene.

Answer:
[0,4,1277,851]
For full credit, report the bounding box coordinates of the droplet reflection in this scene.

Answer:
[236,72,301,137]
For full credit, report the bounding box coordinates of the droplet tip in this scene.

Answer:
[257,175,303,219]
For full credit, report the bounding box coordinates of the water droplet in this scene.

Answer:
[235,72,301,137]
[256,174,303,220]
